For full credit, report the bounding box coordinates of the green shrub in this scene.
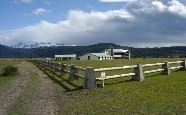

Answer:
[2,66,18,76]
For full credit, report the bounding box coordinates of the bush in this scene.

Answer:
[2,66,18,76]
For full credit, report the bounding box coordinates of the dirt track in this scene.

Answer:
[0,61,64,115]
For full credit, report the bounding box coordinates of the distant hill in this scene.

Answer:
[0,43,186,58]
[0,44,16,57]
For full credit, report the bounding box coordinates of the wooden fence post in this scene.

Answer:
[47,61,49,68]
[69,65,78,81]
[61,63,65,72]
[49,61,52,69]
[52,62,56,70]
[181,60,186,70]
[61,63,66,73]
[59,63,63,75]
[40,60,43,66]
[55,63,59,71]
[54,62,57,71]
[162,62,170,75]
[44,61,46,66]
[132,64,144,81]
[84,67,97,89]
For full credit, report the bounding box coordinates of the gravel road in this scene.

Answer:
[0,61,64,115]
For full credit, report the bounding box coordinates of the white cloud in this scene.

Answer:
[21,0,32,3]
[1,0,186,47]
[14,0,33,3]
[152,1,166,12]
[32,8,49,16]
[14,0,51,4]
[167,0,186,17]
[99,0,137,2]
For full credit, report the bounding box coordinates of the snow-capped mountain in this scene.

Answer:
[11,42,76,48]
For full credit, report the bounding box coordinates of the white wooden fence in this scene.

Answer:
[39,60,86,81]
[38,60,186,89]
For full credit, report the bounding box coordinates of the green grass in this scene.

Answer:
[58,58,185,78]
[59,71,186,114]
[2,66,18,76]
[51,58,186,114]
[8,70,39,115]
[59,58,185,68]
[0,59,20,87]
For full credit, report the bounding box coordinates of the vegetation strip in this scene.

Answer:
[38,59,186,88]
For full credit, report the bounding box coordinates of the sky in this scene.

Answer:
[0,0,186,47]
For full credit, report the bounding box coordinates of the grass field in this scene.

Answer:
[48,58,186,114]
[60,58,184,68]
[0,59,21,87]
[0,58,186,114]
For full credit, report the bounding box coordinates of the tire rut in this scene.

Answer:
[0,61,64,115]
[28,66,63,115]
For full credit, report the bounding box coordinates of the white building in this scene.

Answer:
[55,54,76,61]
[105,49,130,59]
[80,53,113,60]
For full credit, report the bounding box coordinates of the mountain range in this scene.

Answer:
[0,43,186,58]
[11,42,76,48]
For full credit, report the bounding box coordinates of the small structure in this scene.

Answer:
[55,54,76,61]
[105,49,130,59]
[80,53,113,60]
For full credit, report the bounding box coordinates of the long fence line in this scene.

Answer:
[38,60,186,89]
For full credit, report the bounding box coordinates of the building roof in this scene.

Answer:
[113,49,129,53]
[91,53,112,57]
[55,54,76,58]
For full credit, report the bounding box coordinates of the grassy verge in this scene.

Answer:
[51,58,186,114]
[59,58,185,68]
[58,71,186,114]
[36,63,82,91]
[8,70,39,115]
[0,59,20,87]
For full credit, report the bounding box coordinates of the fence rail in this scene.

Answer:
[38,60,186,89]
[95,65,137,72]
[144,69,164,74]
[96,73,136,80]
[142,63,164,67]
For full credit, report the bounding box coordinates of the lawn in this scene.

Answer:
[59,58,185,76]
[59,58,185,68]
[40,58,186,114]
[60,71,186,114]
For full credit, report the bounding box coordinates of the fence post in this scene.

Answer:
[181,60,186,70]
[44,61,46,66]
[53,62,57,71]
[53,62,56,71]
[162,62,170,75]
[51,62,54,70]
[56,63,60,71]
[59,63,64,75]
[84,67,97,89]
[132,64,144,81]
[69,65,78,81]
[61,63,65,72]
[47,61,50,68]
[49,61,52,69]
[40,60,43,66]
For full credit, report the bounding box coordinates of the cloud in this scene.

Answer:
[14,0,33,4]
[99,0,137,2]
[14,0,51,4]
[20,0,32,3]
[32,8,49,16]
[1,0,186,47]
